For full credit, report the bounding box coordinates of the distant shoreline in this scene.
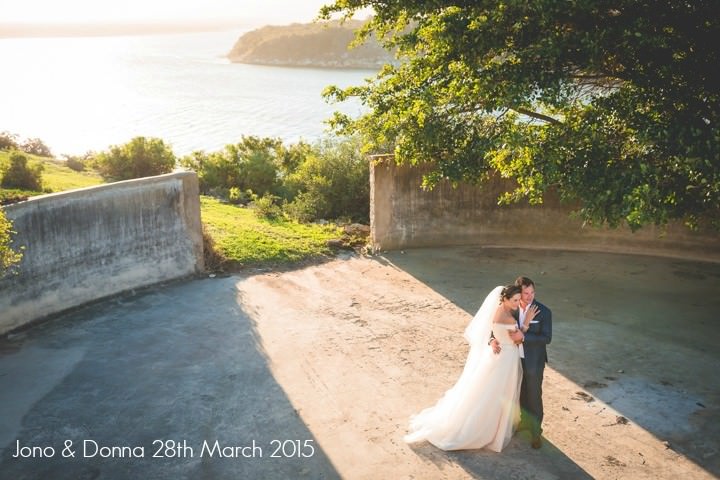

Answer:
[226,20,395,71]
[0,21,251,39]
[235,59,384,71]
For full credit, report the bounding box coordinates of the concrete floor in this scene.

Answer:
[1,247,719,479]
[0,276,340,480]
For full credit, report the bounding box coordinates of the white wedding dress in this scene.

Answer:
[404,286,522,452]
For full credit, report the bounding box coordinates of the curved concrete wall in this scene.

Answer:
[370,160,720,262]
[0,172,204,334]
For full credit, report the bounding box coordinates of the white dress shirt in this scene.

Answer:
[518,304,529,358]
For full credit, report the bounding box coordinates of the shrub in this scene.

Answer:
[179,136,281,195]
[180,150,225,193]
[65,157,85,172]
[1,152,43,191]
[252,194,282,220]
[284,191,328,223]
[0,209,23,276]
[93,136,176,180]
[228,187,255,205]
[0,190,29,206]
[63,152,94,172]
[283,136,369,222]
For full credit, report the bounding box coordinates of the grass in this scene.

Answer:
[0,151,104,199]
[38,158,105,191]
[1,151,348,269]
[200,196,343,268]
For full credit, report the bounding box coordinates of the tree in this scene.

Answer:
[320,1,720,230]
[93,137,176,180]
[231,137,282,195]
[0,131,19,151]
[21,137,52,157]
[1,152,43,191]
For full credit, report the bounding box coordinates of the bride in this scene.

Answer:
[404,284,534,452]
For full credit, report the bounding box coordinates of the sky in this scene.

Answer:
[0,0,340,27]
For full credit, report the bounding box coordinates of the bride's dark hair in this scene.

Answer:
[500,284,522,302]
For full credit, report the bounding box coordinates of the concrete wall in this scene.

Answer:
[370,160,720,262]
[0,172,204,334]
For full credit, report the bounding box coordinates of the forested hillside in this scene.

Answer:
[227,20,394,69]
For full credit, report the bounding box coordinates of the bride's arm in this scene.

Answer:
[488,306,505,353]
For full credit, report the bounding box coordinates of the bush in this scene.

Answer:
[0,209,23,276]
[284,191,328,223]
[180,136,282,195]
[283,136,369,223]
[0,190,29,206]
[93,136,175,180]
[252,194,283,220]
[65,157,86,172]
[228,187,255,205]
[1,152,43,191]
[63,152,94,172]
[180,151,225,193]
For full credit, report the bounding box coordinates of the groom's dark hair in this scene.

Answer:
[515,276,535,288]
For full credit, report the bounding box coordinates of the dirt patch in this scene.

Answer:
[235,247,720,479]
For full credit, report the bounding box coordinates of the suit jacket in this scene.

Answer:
[514,300,552,370]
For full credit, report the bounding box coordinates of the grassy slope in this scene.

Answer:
[39,158,105,191]
[0,151,104,199]
[200,196,341,267]
[1,152,342,268]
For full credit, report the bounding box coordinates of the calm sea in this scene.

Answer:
[0,29,374,156]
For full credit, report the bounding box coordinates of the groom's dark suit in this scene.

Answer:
[514,301,552,438]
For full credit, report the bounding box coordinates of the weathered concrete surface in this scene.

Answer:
[0,276,339,480]
[370,160,720,262]
[1,248,719,479]
[0,172,204,334]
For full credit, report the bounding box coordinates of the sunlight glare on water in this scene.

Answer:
[0,30,372,156]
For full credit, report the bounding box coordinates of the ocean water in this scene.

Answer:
[0,29,375,157]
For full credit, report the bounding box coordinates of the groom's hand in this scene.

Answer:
[509,329,524,345]
[490,338,501,354]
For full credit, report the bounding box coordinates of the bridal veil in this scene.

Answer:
[404,285,521,451]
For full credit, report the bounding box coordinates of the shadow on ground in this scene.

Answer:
[0,277,339,479]
[377,246,720,477]
[408,430,594,479]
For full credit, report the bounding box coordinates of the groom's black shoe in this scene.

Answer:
[531,436,542,449]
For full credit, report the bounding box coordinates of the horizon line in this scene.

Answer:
[0,18,319,39]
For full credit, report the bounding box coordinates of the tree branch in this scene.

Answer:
[512,107,562,125]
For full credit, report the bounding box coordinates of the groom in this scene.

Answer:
[491,276,552,449]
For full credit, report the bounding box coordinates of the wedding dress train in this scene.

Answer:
[404,287,522,452]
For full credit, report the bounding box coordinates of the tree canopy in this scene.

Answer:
[320,1,720,230]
